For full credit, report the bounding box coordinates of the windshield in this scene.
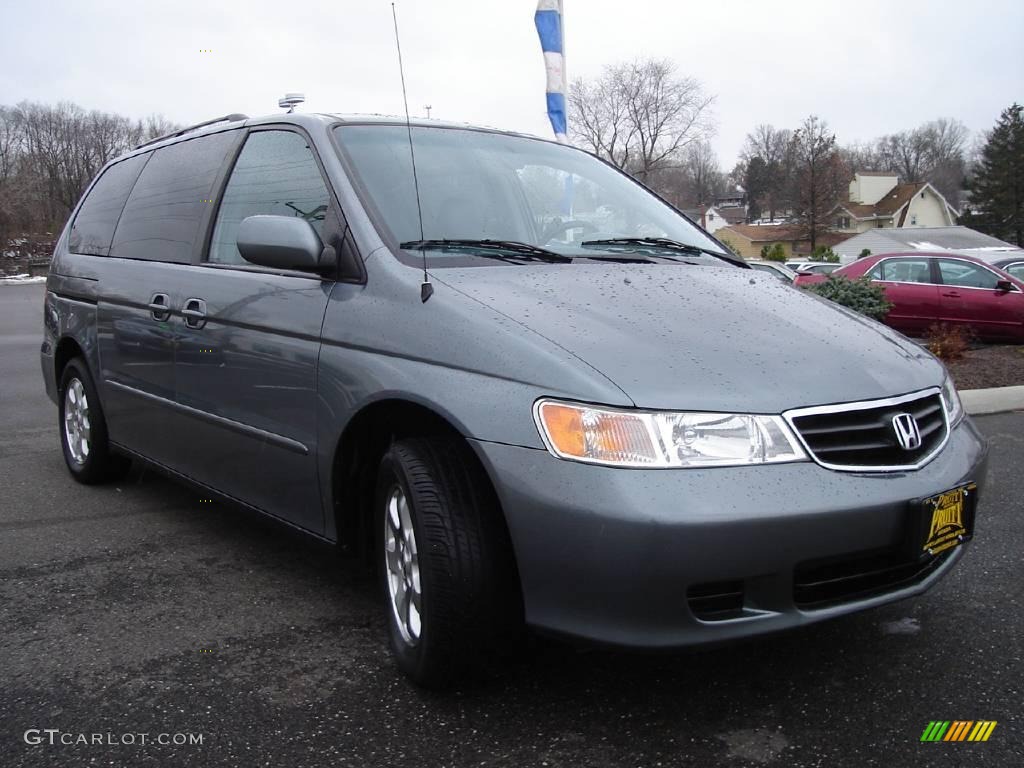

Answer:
[333,124,727,263]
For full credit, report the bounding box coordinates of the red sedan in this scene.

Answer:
[795,252,1024,341]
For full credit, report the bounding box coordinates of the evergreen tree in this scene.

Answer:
[965,104,1024,246]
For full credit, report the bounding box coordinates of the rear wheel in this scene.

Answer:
[376,436,521,687]
[59,358,130,484]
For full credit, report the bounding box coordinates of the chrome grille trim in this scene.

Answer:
[783,387,950,472]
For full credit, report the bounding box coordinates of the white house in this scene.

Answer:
[682,205,745,234]
[831,172,959,234]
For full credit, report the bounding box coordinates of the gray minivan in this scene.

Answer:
[41,112,988,686]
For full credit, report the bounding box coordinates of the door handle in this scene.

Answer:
[942,292,961,298]
[182,298,207,329]
[148,293,171,321]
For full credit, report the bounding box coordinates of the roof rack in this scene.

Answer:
[134,113,249,150]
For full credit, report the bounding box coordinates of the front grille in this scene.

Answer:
[794,548,952,608]
[788,391,947,470]
[687,580,744,620]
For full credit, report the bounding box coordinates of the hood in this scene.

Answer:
[435,263,945,413]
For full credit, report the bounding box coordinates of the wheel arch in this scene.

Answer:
[329,397,516,569]
[54,336,86,389]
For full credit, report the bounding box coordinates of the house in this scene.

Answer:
[831,172,958,233]
[715,189,746,209]
[716,224,851,260]
[833,226,1024,264]
[683,204,746,234]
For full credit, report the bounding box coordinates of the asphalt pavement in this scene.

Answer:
[1,282,1021,767]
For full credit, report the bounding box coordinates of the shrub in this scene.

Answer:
[858,248,872,259]
[718,236,739,256]
[809,246,840,263]
[804,275,892,321]
[763,243,787,262]
[926,323,972,361]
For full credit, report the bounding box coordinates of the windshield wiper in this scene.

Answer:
[400,239,572,263]
[580,237,745,267]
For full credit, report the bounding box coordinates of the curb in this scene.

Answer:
[961,385,1024,416]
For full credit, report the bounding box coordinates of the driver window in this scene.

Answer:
[209,130,330,265]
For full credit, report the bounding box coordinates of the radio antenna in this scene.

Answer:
[391,2,432,303]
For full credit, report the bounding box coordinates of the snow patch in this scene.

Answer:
[882,617,921,635]
[0,273,47,284]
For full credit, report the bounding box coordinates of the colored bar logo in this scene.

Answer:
[920,721,997,742]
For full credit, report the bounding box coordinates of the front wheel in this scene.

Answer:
[376,436,521,687]
[59,358,130,484]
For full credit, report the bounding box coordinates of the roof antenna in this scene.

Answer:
[391,2,432,303]
[278,93,305,113]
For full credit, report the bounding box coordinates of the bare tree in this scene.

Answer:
[129,114,182,146]
[0,107,18,184]
[645,140,726,209]
[0,106,24,244]
[920,118,969,208]
[790,116,846,251]
[740,124,793,222]
[569,58,715,181]
[681,140,723,205]
[1,101,181,243]
[840,140,882,174]
[870,118,969,207]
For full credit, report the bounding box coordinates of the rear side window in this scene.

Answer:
[68,153,150,256]
[111,131,237,262]
[209,130,331,265]
[870,259,932,283]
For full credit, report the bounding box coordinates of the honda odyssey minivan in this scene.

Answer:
[41,112,988,686]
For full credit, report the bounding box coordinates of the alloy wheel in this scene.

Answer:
[63,377,92,465]
[384,485,422,646]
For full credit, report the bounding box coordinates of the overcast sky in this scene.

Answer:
[2,0,1022,167]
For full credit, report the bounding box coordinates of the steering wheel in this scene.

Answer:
[540,219,600,244]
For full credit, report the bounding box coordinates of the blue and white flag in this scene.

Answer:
[535,0,567,143]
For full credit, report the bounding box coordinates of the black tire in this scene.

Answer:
[376,436,522,688]
[58,358,130,484]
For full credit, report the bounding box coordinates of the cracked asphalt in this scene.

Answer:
[1,283,1022,767]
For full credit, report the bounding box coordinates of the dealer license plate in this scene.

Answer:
[919,483,977,556]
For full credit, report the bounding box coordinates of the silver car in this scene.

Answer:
[41,112,988,686]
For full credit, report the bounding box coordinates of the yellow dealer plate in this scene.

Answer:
[921,483,976,555]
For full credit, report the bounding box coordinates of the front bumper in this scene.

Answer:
[470,418,989,647]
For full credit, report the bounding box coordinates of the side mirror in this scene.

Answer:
[995,279,1016,293]
[236,215,334,272]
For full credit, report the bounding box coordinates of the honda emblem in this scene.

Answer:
[892,413,922,451]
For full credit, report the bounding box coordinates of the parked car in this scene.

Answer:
[989,256,1024,281]
[798,262,841,276]
[41,113,988,687]
[795,252,1024,340]
[746,260,798,283]
[785,260,817,272]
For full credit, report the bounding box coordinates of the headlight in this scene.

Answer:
[533,399,808,468]
[941,376,964,427]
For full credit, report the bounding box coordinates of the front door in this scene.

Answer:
[173,129,337,533]
[935,258,1022,340]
